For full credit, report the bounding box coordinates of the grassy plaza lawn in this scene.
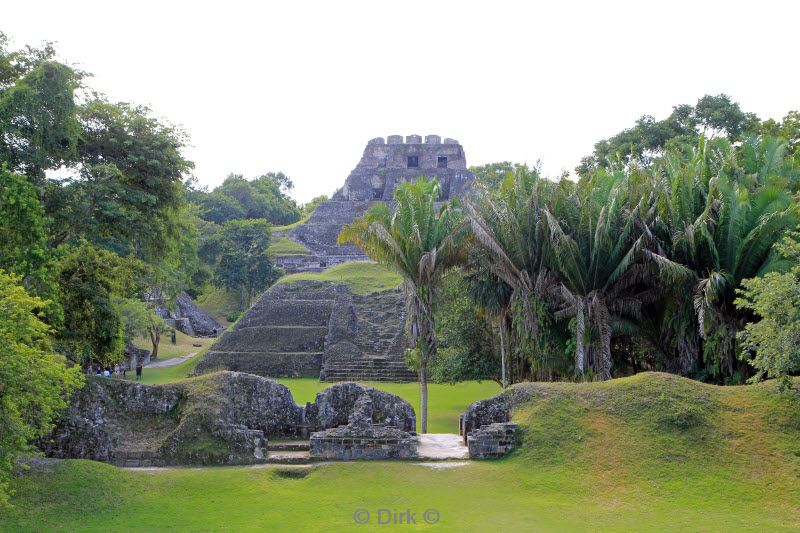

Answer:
[4,373,799,532]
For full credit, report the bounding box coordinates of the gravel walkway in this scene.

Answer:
[145,351,199,368]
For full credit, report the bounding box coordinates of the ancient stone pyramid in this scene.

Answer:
[197,135,475,382]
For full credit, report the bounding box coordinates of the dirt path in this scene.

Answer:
[145,351,199,369]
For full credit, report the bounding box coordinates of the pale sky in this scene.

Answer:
[5,1,798,203]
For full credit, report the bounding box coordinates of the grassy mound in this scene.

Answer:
[5,373,799,531]
[277,261,402,295]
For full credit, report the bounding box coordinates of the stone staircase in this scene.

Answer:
[197,279,418,383]
[322,290,416,382]
[323,354,417,382]
[266,440,311,464]
[196,282,335,378]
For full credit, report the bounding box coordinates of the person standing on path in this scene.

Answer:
[135,358,143,381]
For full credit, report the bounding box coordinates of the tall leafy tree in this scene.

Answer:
[735,232,800,388]
[48,98,192,260]
[0,271,82,506]
[0,34,82,179]
[0,166,49,281]
[213,219,280,308]
[339,177,467,432]
[116,298,169,360]
[55,242,145,367]
[578,94,759,176]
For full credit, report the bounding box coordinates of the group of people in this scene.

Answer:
[86,359,144,380]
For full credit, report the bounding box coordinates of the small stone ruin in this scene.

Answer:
[460,386,533,459]
[309,394,416,460]
[466,423,519,459]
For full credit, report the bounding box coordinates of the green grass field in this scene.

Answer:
[277,261,402,295]
[5,373,799,532]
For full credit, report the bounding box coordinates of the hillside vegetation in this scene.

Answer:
[5,373,799,531]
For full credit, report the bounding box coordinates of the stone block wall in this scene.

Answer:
[309,425,416,460]
[467,423,519,459]
[308,393,416,460]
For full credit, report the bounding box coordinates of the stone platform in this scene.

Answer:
[196,280,417,382]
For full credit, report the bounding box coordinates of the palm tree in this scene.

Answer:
[539,170,688,380]
[465,265,513,387]
[338,177,467,432]
[653,136,799,380]
[470,166,686,381]
[466,166,557,347]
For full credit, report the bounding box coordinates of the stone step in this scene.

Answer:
[325,364,411,369]
[322,373,417,383]
[269,440,310,451]
[265,450,311,464]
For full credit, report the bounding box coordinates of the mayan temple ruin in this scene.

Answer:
[195,135,475,382]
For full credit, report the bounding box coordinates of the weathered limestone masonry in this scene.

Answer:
[151,291,223,338]
[196,280,418,382]
[460,385,533,459]
[196,281,334,378]
[274,134,475,271]
[43,373,416,467]
[466,423,519,459]
[309,394,416,460]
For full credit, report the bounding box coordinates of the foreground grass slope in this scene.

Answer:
[4,373,799,532]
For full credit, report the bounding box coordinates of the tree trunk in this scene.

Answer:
[595,298,613,381]
[149,327,161,360]
[419,361,428,434]
[498,316,507,388]
[575,299,586,380]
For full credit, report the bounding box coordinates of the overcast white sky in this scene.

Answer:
[5,1,799,203]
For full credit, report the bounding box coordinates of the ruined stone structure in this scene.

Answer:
[151,291,223,338]
[333,135,473,202]
[466,423,519,459]
[43,373,416,467]
[460,386,531,459]
[274,135,475,270]
[309,394,416,460]
[195,280,417,382]
[228,135,475,382]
